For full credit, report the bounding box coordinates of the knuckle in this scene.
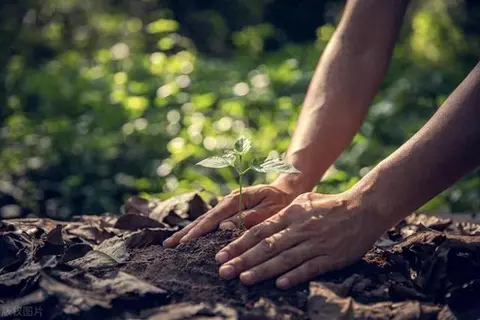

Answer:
[262,219,277,230]
[305,261,321,276]
[260,237,276,253]
[187,217,203,229]
[254,263,274,278]
[297,219,319,233]
[179,224,194,235]
[249,225,265,241]
[232,255,251,271]
[305,191,318,199]
[224,193,238,202]
[231,256,244,269]
[193,220,209,233]
[225,242,238,254]
[295,192,315,203]
[242,213,257,229]
[279,206,296,219]
[222,241,234,253]
[175,229,188,238]
[279,251,297,266]
[199,216,212,225]
[294,193,308,202]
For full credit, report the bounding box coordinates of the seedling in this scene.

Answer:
[196,136,300,228]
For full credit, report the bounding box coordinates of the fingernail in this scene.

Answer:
[277,277,290,289]
[162,238,171,247]
[219,264,236,279]
[219,221,236,230]
[240,271,255,285]
[215,251,229,264]
[179,235,189,243]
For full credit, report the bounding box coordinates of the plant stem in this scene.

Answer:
[238,155,245,229]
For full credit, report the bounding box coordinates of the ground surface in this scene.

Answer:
[1,192,480,319]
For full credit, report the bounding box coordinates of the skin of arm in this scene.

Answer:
[272,0,411,195]
[354,61,480,227]
[163,0,410,247]
[214,62,480,289]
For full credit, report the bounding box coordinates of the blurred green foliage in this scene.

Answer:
[1,0,479,219]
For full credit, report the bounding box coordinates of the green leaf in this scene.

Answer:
[234,136,251,154]
[196,156,230,168]
[252,154,300,174]
[222,151,236,166]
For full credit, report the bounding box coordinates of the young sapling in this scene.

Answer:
[196,136,300,228]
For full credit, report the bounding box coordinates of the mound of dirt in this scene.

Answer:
[122,230,309,319]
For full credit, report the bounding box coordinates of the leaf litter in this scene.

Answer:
[0,192,479,319]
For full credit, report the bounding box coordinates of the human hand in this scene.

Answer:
[214,191,386,289]
[162,183,298,248]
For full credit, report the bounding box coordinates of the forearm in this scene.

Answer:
[353,63,480,227]
[273,0,410,195]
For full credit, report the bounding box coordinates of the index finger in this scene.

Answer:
[215,216,285,265]
[177,193,240,243]
[162,217,202,248]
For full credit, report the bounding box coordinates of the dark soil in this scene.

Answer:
[1,192,480,319]
[120,225,480,319]
[122,230,309,318]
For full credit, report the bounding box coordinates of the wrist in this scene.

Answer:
[347,165,407,230]
[271,173,315,200]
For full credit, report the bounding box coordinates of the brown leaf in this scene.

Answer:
[67,250,119,270]
[61,243,93,263]
[95,236,129,263]
[405,213,453,231]
[0,262,42,298]
[92,226,177,264]
[446,279,480,319]
[70,215,118,228]
[0,218,60,234]
[45,225,64,245]
[35,225,65,258]
[308,282,442,320]
[38,270,167,317]
[0,232,33,271]
[63,223,118,245]
[124,227,177,248]
[149,192,209,226]
[114,214,168,231]
[0,289,57,319]
[122,196,152,215]
[147,302,237,320]
[249,298,305,319]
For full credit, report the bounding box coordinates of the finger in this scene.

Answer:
[219,202,280,230]
[275,255,334,289]
[219,228,304,281]
[218,210,249,230]
[162,217,202,248]
[230,185,268,208]
[239,241,315,285]
[218,220,236,230]
[215,217,285,266]
[179,194,240,243]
